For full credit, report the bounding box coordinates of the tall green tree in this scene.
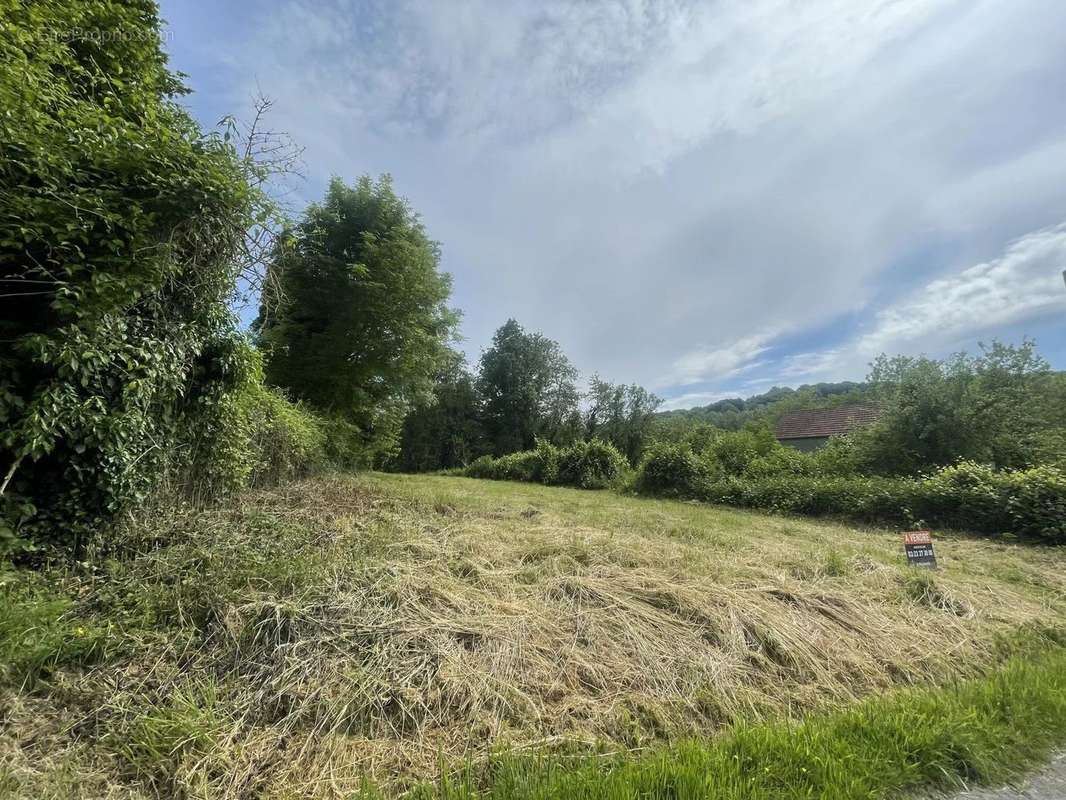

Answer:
[476,320,580,454]
[256,176,457,464]
[397,352,485,472]
[584,376,661,464]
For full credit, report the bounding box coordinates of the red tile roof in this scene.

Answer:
[774,404,881,440]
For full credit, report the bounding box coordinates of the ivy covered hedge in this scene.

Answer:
[0,1,262,549]
[635,446,1066,543]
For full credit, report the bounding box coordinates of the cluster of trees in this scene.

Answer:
[646,340,1065,480]
[859,341,1065,474]
[450,337,1066,540]
[398,320,662,472]
[0,0,661,552]
[0,1,466,551]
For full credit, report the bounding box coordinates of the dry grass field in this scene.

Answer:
[3,473,1066,798]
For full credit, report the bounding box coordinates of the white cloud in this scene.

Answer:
[777,350,846,380]
[540,0,949,175]
[665,332,776,387]
[856,223,1066,356]
[757,222,1066,384]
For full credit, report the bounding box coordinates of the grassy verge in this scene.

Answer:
[398,644,1066,799]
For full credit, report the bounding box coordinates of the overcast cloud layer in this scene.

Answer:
[161,0,1066,409]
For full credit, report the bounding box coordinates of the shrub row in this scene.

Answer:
[238,384,328,488]
[636,445,1066,543]
[463,439,628,489]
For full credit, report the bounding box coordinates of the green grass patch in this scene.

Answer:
[0,568,106,687]
[395,645,1066,799]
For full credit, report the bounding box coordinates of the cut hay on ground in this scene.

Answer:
[3,474,1065,798]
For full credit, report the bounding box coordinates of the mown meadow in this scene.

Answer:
[4,473,1066,797]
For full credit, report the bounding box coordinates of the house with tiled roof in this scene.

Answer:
[774,404,881,452]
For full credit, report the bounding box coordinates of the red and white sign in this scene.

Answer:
[903,530,932,546]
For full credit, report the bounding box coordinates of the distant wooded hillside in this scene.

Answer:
[657,381,869,430]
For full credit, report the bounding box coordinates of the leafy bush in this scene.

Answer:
[556,440,628,489]
[855,342,1064,475]
[463,450,544,483]
[635,443,1066,543]
[535,438,561,485]
[916,461,1006,533]
[464,455,499,480]
[0,0,261,549]
[975,465,1066,543]
[240,385,327,487]
[744,447,817,479]
[459,440,627,490]
[807,435,865,476]
[494,450,546,483]
[635,443,712,498]
[702,474,919,521]
[704,427,777,476]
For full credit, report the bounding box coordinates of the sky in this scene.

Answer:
[159,0,1066,410]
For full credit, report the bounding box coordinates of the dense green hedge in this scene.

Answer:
[636,446,1066,543]
[238,384,328,489]
[462,439,628,489]
[0,0,260,550]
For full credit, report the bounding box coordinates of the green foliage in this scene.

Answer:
[744,446,817,478]
[635,443,712,498]
[652,342,1063,482]
[806,433,864,476]
[857,340,1063,474]
[463,455,499,481]
[635,441,1066,542]
[400,645,1066,800]
[462,440,627,490]
[704,426,778,476]
[398,352,485,472]
[633,341,1064,542]
[239,383,327,487]
[256,175,458,466]
[472,450,545,483]
[397,325,661,474]
[700,474,915,522]
[584,376,661,464]
[476,320,581,455]
[0,0,261,548]
[653,381,868,436]
[915,461,1066,543]
[534,437,561,485]
[555,439,630,489]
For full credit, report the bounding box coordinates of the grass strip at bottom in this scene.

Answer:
[391,644,1066,799]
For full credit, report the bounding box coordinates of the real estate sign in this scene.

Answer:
[903,530,937,569]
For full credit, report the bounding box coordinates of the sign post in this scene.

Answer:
[903,530,937,569]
